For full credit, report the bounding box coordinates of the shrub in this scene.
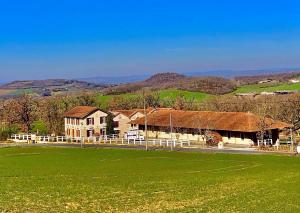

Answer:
[0,126,19,141]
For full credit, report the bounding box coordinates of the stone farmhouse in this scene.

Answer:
[64,106,108,138]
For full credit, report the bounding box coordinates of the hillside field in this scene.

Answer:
[97,89,212,108]
[235,82,300,93]
[0,146,299,212]
[0,88,33,96]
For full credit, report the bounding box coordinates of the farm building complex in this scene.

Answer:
[63,106,291,146]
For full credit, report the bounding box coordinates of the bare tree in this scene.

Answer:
[193,114,218,146]
[255,98,273,146]
[14,94,37,133]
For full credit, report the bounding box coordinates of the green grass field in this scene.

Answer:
[235,82,300,94]
[0,147,299,212]
[97,89,212,108]
[158,89,212,101]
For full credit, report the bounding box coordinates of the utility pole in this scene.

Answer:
[170,113,173,151]
[291,128,294,152]
[144,97,148,151]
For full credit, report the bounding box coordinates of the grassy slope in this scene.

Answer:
[0,147,299,212]
[97,89,212,108]
[235,82,300,93]
[96,93,138,108]
[0,88,34,96]
[158,89,212,101]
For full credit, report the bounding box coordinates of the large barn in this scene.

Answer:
[129,109,292,146]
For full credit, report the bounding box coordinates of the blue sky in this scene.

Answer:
[0,0,300,81]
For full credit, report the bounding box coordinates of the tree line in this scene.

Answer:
[0,90,299,140]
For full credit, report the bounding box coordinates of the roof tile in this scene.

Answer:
[64,106,99,119]
[130,109,292,132]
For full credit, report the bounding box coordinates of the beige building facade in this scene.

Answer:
[64,106,108,138]
[112,109,154,137]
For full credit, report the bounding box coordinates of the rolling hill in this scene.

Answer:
[0,79,106,90]
[103,73,237,95]
[0,79,108,98]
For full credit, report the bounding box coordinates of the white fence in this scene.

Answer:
[10,134,192,148]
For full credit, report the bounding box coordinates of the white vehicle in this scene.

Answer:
[124,130,145,140]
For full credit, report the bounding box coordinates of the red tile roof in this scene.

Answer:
[130,109,292,132]
[113,108,155,118]
[64,106,99,119]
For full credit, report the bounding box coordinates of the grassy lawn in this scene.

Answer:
[235,82,300,94]
[0,147,299,212]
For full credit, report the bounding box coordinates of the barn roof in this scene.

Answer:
[113,108,155,118]
[130,109,292,132]
[64,106,100,119]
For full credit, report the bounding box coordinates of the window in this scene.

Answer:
[76,130,80,137]
[100,117,106,124]
[114,121,119,127]
[67,129,70,136]
[87,130,94,137]
[87,118,94,125]
[228,132,231,139]
[76,119,80,125]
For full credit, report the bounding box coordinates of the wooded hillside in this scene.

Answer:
[104,73,236,95]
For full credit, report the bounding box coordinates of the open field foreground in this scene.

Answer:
[0,147,299,212]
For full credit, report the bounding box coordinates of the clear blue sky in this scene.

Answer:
[0,0,300,81]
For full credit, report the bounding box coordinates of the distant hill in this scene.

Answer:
[0,79,107,90]
[234,72,300,85]
[185,68,300,78]
[103,71,300,95]
[76,68,300,84]
[0,79,108,98]
[103,72,237,95]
